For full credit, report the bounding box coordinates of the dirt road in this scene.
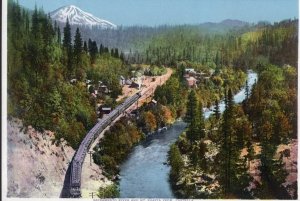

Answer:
[125,68,173,112]
[117,68,173,102]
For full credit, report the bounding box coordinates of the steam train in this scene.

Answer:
[69,91,142,197]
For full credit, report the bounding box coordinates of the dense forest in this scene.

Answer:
[7,0,297,199]
[55,19,250,54]
[168,21,298,199]
[7,0,128,148]
[142,19,297,68]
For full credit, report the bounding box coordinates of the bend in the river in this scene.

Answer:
[119,70,258,198]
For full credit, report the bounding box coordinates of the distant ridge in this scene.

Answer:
[220,19,249,27]
[201,19,249,27]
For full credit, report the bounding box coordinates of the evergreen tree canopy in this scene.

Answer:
[213,99,220,120]
[73,27,83,66]
[63,18,72,50]
[185,90,198,123]
[186,90,205,143]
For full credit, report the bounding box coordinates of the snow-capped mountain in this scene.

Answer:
[50,5,117,29]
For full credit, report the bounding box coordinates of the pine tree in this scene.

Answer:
[89,40,98,64]
[63,18,72,50]
[191,140,208,169]
[88,38,92,53]
[63,18,73,78]
[29,5,44,86]
[24,10,30,34]
[231,153,252,198]
[120,52,125,62]
[186,93,205,143]
[213,99,220,120]
[227,89,234,113]
[57,26,61,45]
[220,88,235,195]
[83,41,88,53]
[169,144,184,180]
[185,90,198,123]
[110,48,115,57]
[73,27,83,67]
[99,44,104,55]
[215,51,221,74]
[260,124,290,198]
[245,80,250,100]
[197,101,206,139]
[31,5,39,39]
[43,14,55,46]
[114,48,119,58]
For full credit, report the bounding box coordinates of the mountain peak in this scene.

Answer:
[67,5,77,8]
[50,5,117,29]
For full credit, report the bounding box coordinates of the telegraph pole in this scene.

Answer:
[89,192,96,198]
[88,151,93,166]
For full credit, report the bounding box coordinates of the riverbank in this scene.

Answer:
[168,70,258,199]
[94,67,250,198]
[91,106,180,197]
[169,65,297,199]
[92,72,185,197]
[119,119,187,198]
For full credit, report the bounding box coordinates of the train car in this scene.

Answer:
[68,91,142,197]
[70,160,82,197]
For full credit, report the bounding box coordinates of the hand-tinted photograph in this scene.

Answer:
[4,0,298,199]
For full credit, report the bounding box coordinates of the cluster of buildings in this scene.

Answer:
[120,77,143,90]
[70,71,145,118]
[184,68,214,88]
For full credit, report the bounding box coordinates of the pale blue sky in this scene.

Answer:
[17,0,298,26]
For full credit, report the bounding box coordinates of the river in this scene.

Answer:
[119,71,257,198]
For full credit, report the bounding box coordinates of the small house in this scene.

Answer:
[130,81,140,89]
[98,81,103,88]
[186,77,197,88]
[151,99,157,105]
[185,68,196,75]
[99,85,110,94]
[120,76,126,86]
[101,107,112,115]
[87,84,92,91]
[70,79,77,84]
[125,79,132,85]
[149,99,157,107]
[183,74,190,79]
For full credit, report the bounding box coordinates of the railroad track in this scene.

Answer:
[63,91,142,198]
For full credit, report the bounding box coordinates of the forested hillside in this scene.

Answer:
[167,19,298,199]
[7,0,126,148]
[142,19,297,68]
[55,19,251,55]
